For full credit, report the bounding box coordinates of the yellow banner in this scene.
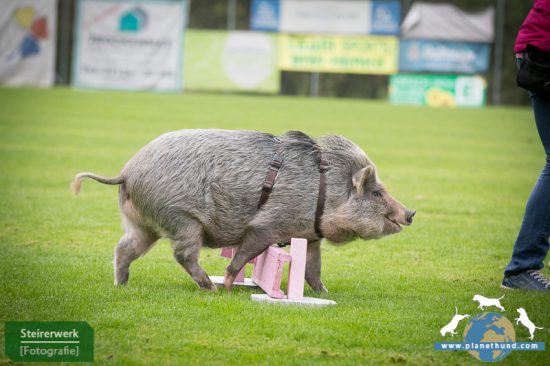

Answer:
[278,34,398,75]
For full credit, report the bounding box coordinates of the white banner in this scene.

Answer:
[280,0,370,35]
[0,0,57,87]
[401,2,494,43]
[73,0,185,91]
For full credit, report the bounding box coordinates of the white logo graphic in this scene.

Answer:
[472,294,505,311]
[440,306,470,337]
[222,32,274,88]
[515,308,544,340]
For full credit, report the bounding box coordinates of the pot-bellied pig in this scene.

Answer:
[71,129,415,292]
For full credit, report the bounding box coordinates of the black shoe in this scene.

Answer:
[502,270,550,291]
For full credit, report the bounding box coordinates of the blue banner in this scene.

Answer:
[251,0,400,35]
[371,0,400,35]
[250,0,279,32]
[399,40,490,74]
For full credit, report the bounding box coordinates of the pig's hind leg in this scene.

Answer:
[114,219,158,285]
[171,219,217,292]
[115,189,159,285]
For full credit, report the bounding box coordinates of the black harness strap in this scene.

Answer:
[257,142,286,209]
[314,154,329,238]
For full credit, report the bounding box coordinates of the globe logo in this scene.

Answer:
[463,312,516,362]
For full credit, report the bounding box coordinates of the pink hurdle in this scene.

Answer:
[212,238,336,306]
[218,238,307,300]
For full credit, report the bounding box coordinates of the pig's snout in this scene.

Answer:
[405,210,416,225]
[392,209,415,227]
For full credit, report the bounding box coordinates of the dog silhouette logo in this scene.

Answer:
[435,295,546,362]
[515,308,544,340]
[472,294,505,311]
[440,306,470,337]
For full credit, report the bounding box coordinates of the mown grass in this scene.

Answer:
[0,87,548,365]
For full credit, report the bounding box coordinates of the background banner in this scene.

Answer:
[184,30,279,93]
[401,2,494,43]
[250,0,279,32]
[399,40,490,74]
[278,34,398,74]
[279,0,370,35]
[370,0,401,35]
[389,74,486,107]
[0,0,57,87]
[251,0,400,35]
[73,0,185,91]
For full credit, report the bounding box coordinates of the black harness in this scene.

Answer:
[257,138,329,241]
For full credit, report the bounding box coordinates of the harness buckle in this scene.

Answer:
[270,153,282,168]
[262,180,274,192]
[319,158,329,173]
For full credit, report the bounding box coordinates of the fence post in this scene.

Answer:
[491,0,506,106]
[56,0,73,84]
[227,0,237,30]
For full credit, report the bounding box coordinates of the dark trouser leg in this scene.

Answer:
[505,91,550,275]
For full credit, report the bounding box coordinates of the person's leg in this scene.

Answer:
[504,91,550,276]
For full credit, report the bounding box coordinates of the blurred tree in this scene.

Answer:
[500,0,532,105]
[188,0,251,29]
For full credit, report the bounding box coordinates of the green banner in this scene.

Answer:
[389,74,486,107]
[184,30,280,93]
[5,321,94,362]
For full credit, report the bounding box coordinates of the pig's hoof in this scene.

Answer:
[224,271,234,292]
[200,282,218,292]
[114,272,129,286]
[310,283,329,293]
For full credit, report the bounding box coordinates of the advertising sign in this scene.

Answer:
[389,74,486,107]
[0,0,57,87]
[251,0,400,35]
[371,0,401,35]
[279,0,370,35]
[399,40,490,74]
[184,30,279,93]
[73,0,186,91]
[250,0,279,32]
[401,2,495,43]
[279,34,398,74]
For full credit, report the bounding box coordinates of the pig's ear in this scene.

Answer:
[352,166,375,195]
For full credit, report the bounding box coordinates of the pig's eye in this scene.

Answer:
[372,191,383,198]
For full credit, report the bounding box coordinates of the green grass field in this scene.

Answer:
[0,87,548,365]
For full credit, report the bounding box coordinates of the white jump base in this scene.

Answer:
[251,294,337,307]
[209,276,259,288]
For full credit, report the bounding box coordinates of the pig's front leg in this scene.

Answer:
[305,241,328,293]
[224,227,274,291]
